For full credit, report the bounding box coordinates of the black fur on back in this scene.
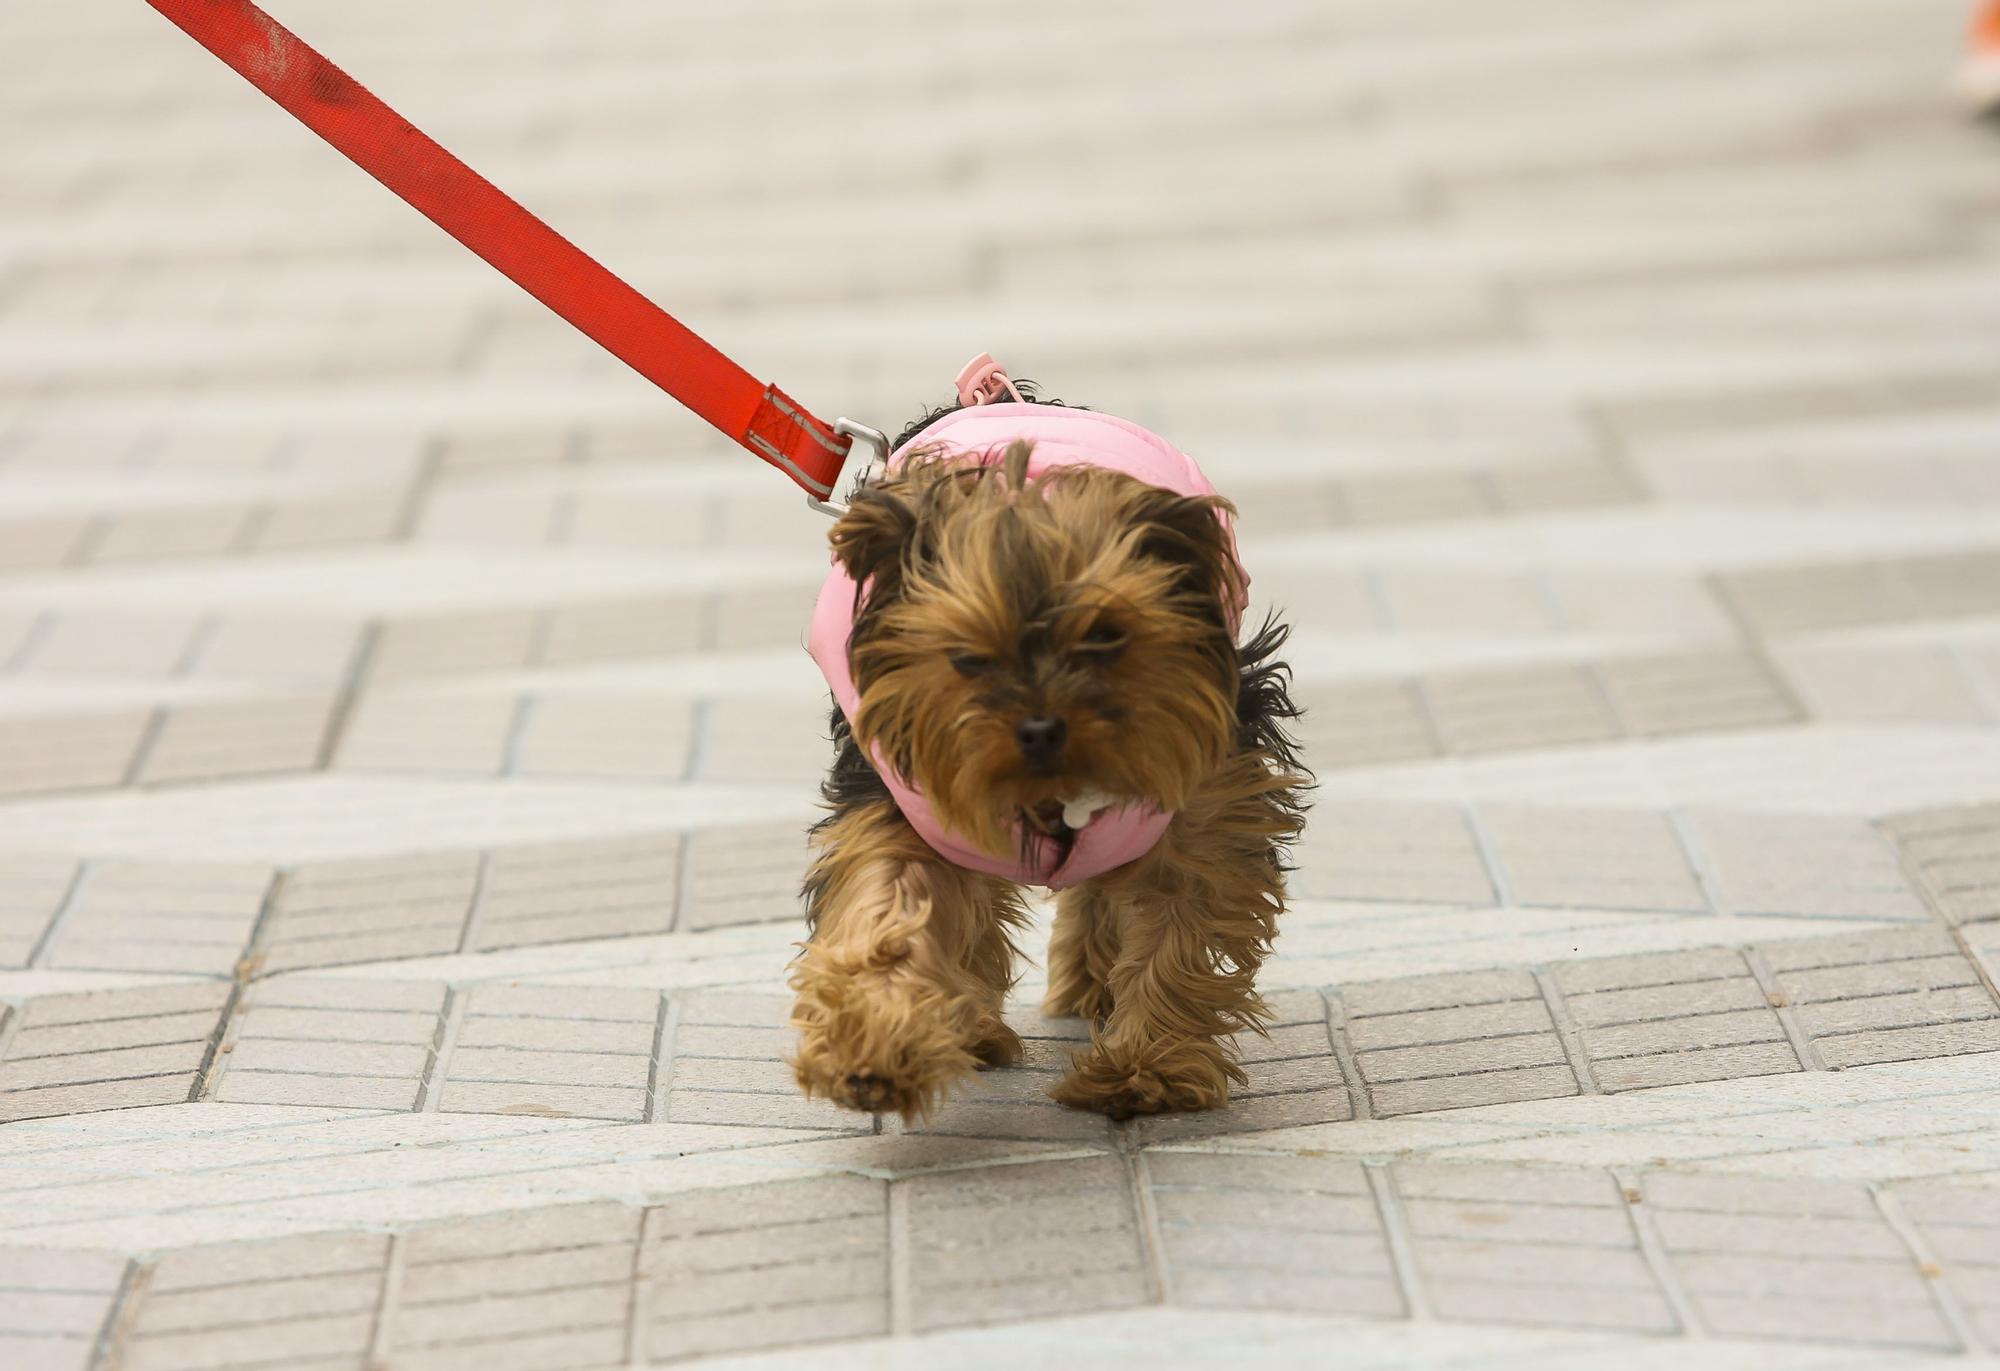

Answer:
[890,377,1080,452]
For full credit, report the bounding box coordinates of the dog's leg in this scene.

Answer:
[1042,886,1120,1020]
[791,798,1023,1121]
[1050,762,1292,1119]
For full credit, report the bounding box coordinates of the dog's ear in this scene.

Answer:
[1134,490,1245,616]
[828,480,918,602]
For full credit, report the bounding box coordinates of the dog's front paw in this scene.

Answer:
[1040,980,1112,1021]
[1050,1038,1238,1119]
[969,1016,1023,1068]
[788,981,982,1122]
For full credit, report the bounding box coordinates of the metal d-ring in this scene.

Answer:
[806,418,888,518]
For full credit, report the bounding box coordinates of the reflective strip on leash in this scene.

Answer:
[143,0,866,502]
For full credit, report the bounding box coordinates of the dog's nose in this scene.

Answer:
[1015,716,1068,766]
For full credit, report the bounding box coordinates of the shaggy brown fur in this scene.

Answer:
[791,435,1307,1122]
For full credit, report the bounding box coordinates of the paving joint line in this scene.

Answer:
[416,989,466,1113]
[1531,966,1600,1095]
[119,707,170,787]
[4,608,54,671]
[680,698,714,784]
[1362,1161,1429,1321]
[1458,802,1514,906]
[625,1206,663,1367]
[1741,945,1826,1072]
[365,1232,408,1369]
[497,695,536,777]
[1664,806,1730,918]
[669,830,697,935]
[192,869,288,1101]
[1610,1168,1704,1339]
[643,993,680,1125]
[886,1179,913,1335]
[1118,1141,1173,1307]
[1319,987,1371,1122]
[89,1259,150,1371]
[1873,1184,1987,1354]
[25,856,93,970]
[455,852,494,954]
[168,611,220,677]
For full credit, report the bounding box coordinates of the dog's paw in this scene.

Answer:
[969,1018,1023,1068]
[1040,981,1112,1021]
[1050,1040,1236,1119]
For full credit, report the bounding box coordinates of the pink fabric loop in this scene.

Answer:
[954,352,1023,407]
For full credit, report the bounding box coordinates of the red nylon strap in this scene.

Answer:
[145,0,852,498]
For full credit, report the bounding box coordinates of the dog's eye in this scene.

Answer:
[949,651,994,677]
[1077,622,1128,654]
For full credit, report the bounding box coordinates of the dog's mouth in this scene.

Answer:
[1023,800,1072,839]
[1020,791,1118,842]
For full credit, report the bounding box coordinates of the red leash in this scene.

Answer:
[144,0,878,504]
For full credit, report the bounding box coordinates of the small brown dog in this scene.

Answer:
[790,376,1306,1121]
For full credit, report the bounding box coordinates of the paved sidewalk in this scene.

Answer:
[6,0,2000,1366]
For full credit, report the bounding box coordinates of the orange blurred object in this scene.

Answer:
[1962,0,2000,113]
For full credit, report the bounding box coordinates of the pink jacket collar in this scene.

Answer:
[807,403,1242,889]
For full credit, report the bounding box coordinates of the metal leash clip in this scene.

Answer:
[807,419,888,517]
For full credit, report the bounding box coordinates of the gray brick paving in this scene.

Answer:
[7,0,2000,1365]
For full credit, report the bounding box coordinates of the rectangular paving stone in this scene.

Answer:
[1775,643,1996,726]
[665,990,862,1133]
[1686,811,1927,920]
[21,612,201,676]
[86,504,251,564]
[0,709,154,797]
[680,823,806,930]
[1398,1162,1673,1332]
[540,595,702,665]
[252,494,402,552]
[470,833,679,950]
[1885,804,2000,926]
[697,697,827,785]
[1593,649,1799,737]
[1419,663,1622,755]
[1714,561,1916,636]
[134,696,334,785]
[1341,969,1575,1116]
[436,985,659,1121]
[0,853,79,969]
[1764,926,2000,1067]
[1480,805,1707,912]
[510,697,693,781]
[259,853,479,973]
[1290,801,1493,905]
[187,614,364,685]
[0,1247,126,1371]
[1293,679,1437,770]
[0,982,229,1121]
[1148,1151,1401,1315]
[332,694,519,776]
[212,980,446,1111]
[904,1156,1146,1332]
[369,611,539,682]
[1554,944,1798,1091]
[1641,1173,1950,1347]
[646,1178,886,1360]
[39,860,272,977]
[708,585,820,652]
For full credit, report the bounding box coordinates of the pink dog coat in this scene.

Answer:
[807,400,1246,889]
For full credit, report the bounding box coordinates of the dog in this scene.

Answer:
[789,363,1307,1121]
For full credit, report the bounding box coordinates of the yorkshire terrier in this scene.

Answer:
[789,359,1307,1121]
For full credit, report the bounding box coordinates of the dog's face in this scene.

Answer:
[831,443,1244,858]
